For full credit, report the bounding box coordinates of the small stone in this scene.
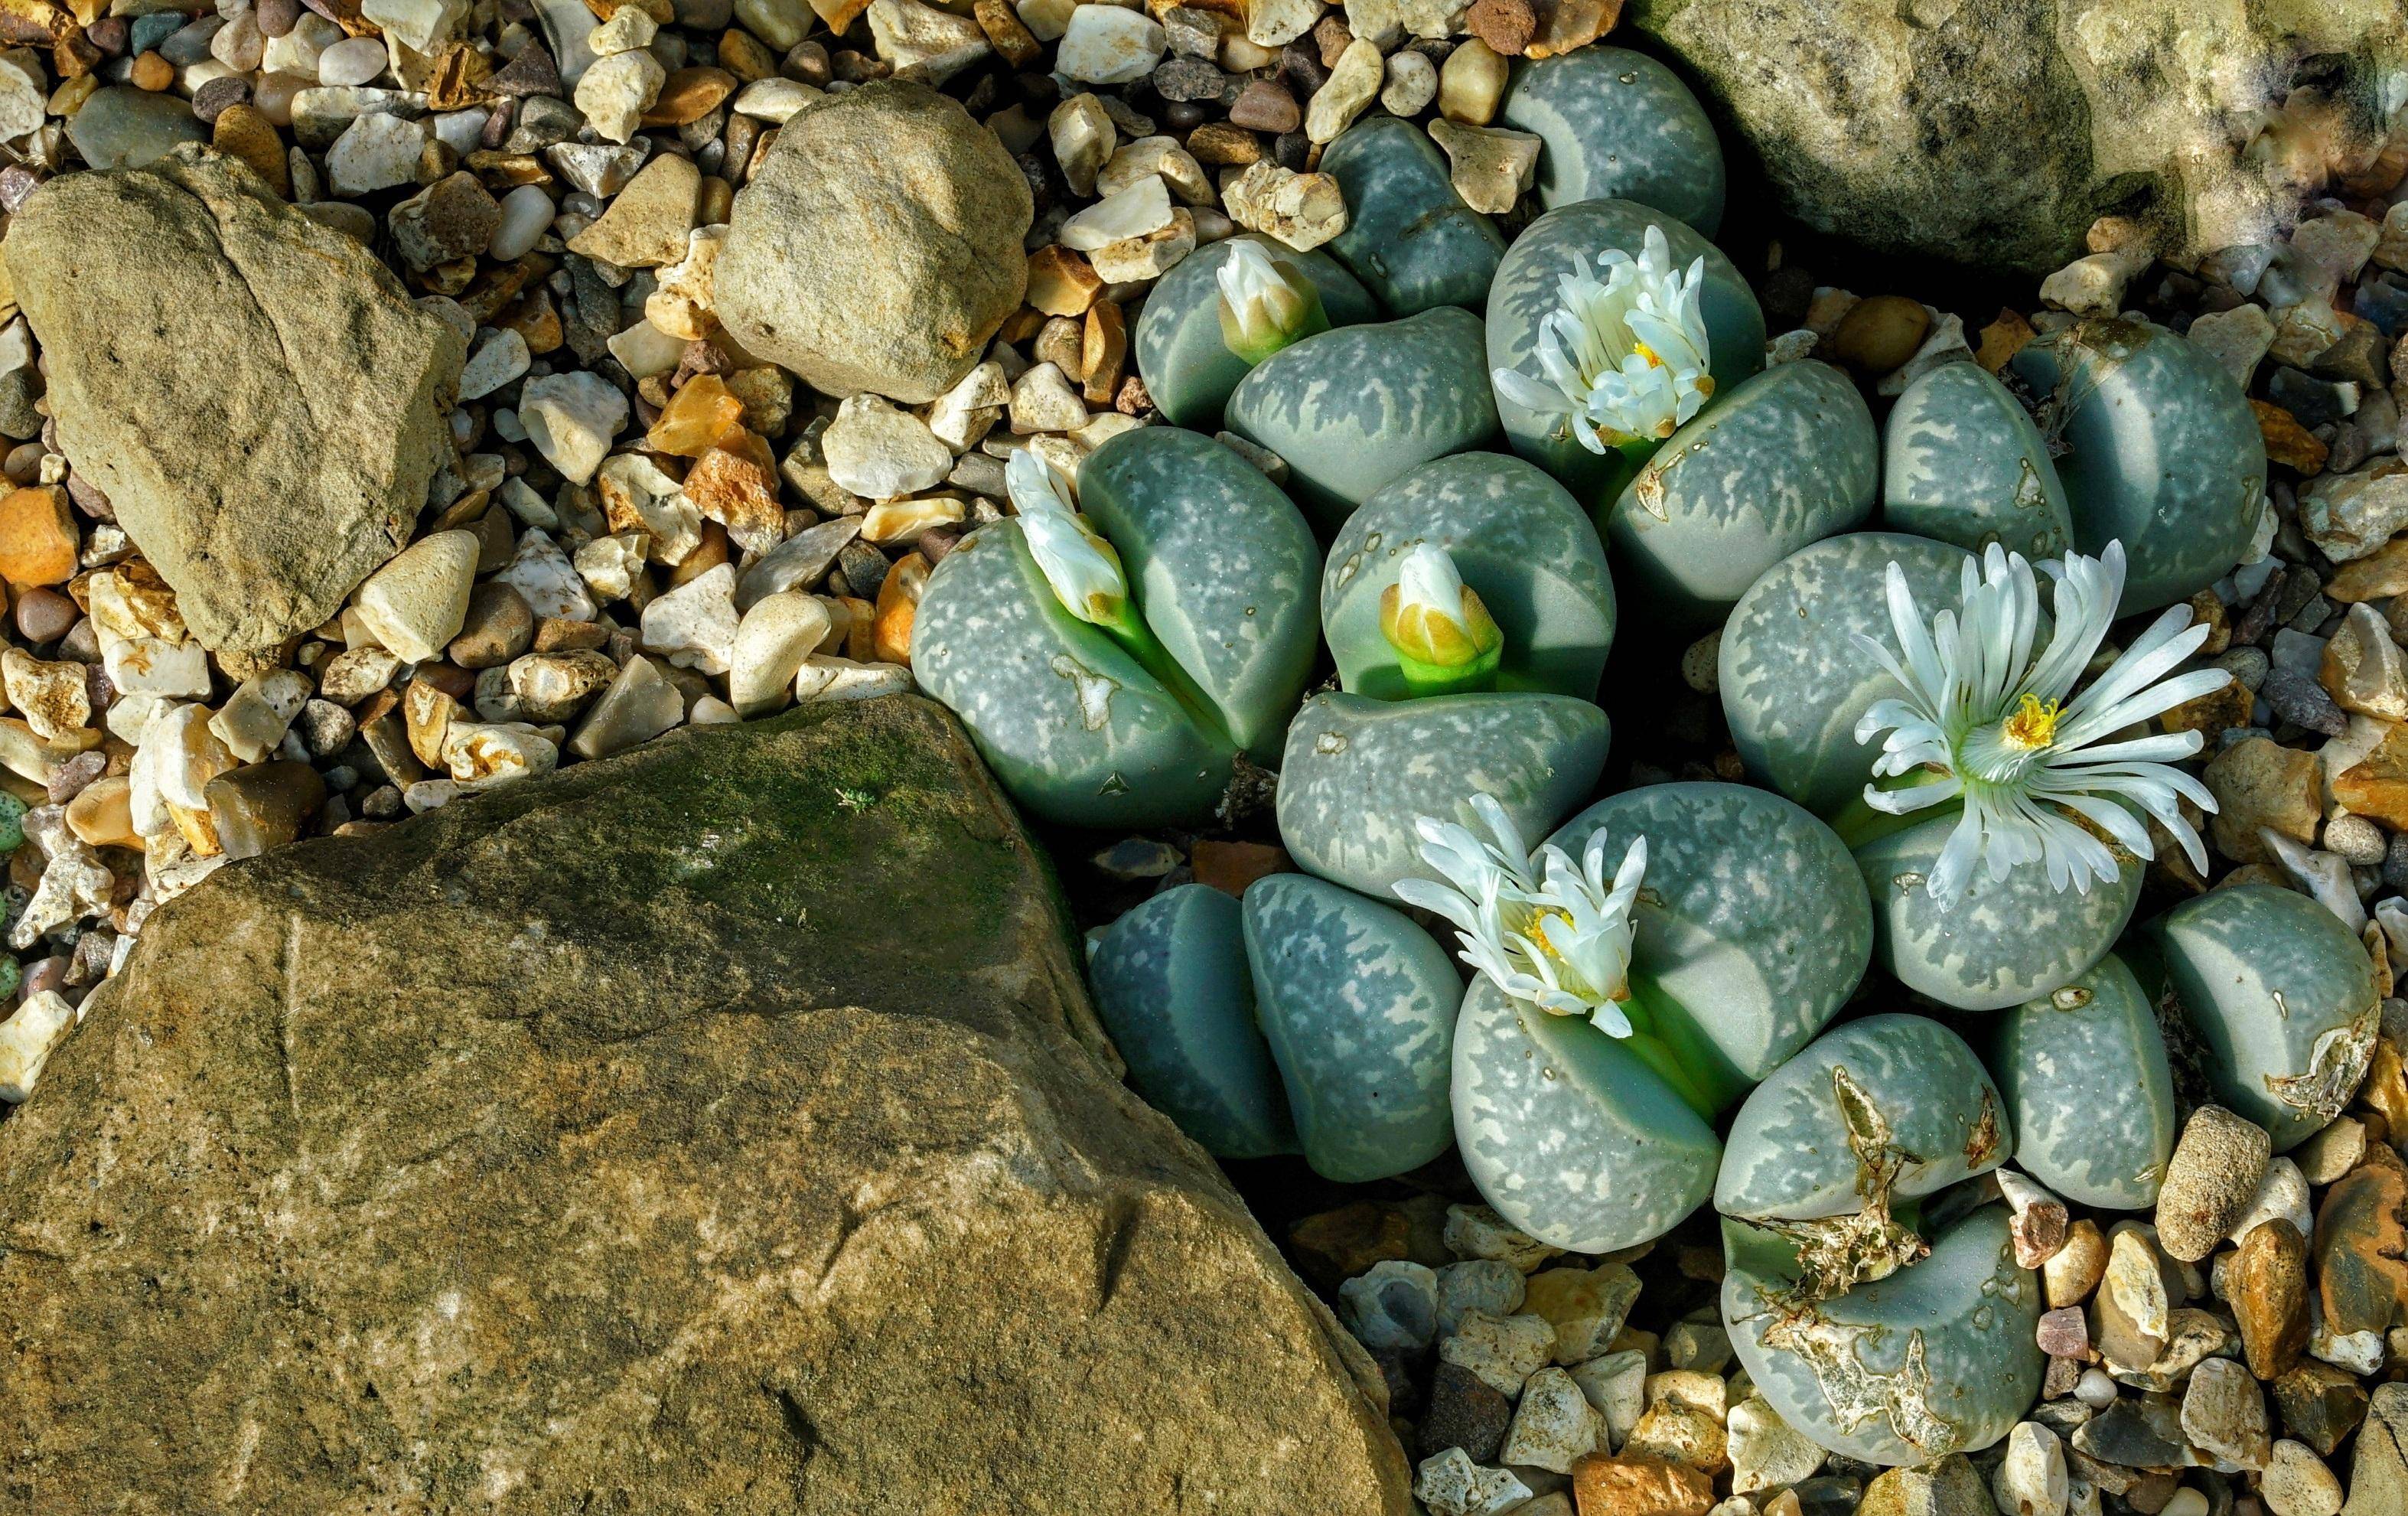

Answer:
[2322,602,2408,721]
[496,528,596,622]
[1833,295,1933,375]
[1729,1393,1823,1495]
[1305,37,1382,144]
[1089,209,1196,283]
[1413,1446,1531,1516]
[1569,1349,1647,1450]
[867,0,989,82]
[2341,1381,2406,1516]
[823,395,952,499]
[2274,1362,2370,1456]
[504,650,616,722]
[2312,1150,2408,1337]
[1858,1454,1997,1516]
[1221,159,1346,250]
[567,654,683,758]
[1439,37,1507,125]
[2040,249,2152,318]
[1426,118,1540,214]
[519,371,628,486]
[2094,1227,2171,1371]
[447,582,535,670]
[2204,736,2325,863]
[2157,1106,2273,1261]
[1437,1257,1527,1335]
[566,153,699,269]
[2036,1306,2089,1358]
[1381,49,1436,116]
[791,656,911,701]
[1569,1453,1715,1516]
[2229,1220,2311,1381]
[326,112,428,195]
[389,171,500,271]
[1501,1366,1603,1475]
[1521,1263,1640,1364]
[2182,1355,2272,1469]
[1228,77,1301,133]
[1055,4,1164,84]
[0,486,75,587]
[1339,1257,1439,1354]
[213,104,291,196]
[1992,1421,2068,1516]
[354,530,478,663]
[574,48,666,144]
[1444,1204,1561,1270]
[2189,302,2277,389]
[204,760,327,859]
[639,562,739,675]
[2264,1439,2343,1516]
[2230,1157,2317,1246]
[1661,1319,1729,1374]
[1440,1312,1556,1398]
[1466,0,1533,53]
[1009,363,1089,435]
[2303,460,2408,562]
[1621,1394,1725,1474]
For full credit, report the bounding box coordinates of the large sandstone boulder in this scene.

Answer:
[716,80,1032,405]
[0,697,1410,1514]
[1627,0,2406,275]
[8,145,463,655]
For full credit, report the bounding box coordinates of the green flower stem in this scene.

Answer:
[1828,769,1960,853]
[1101,605,1230,745]
[1590,436,1663,510]
[1220,292,1331,367]
[1611,980,1718,1123]
[1394,641,1501,700]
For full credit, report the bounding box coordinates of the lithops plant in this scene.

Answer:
[1986,953,2178,1209]
[1842,542,2227,1011]
[1548,782,1873,1109]
[1242,873,1460,1182]
[1486,201,1764,506]
[2136,884,2384,1152]
[1276,687,1610,898]
[2006,316,2266,615]
[1412,800,1722,1250]
[1131,234,1379,429]
[1495,46,1726,230]
[1716,1015,2009,1295]
[1608,358,1878,629]
[1086,875,1459,1183]
[911,428,1318,827]
[1227,305,1501,530]
[1721,532,1972,818]
[1723,1205,2043,1465]
[1086,883,1296,1160]
[1322,452,1617,701]
[1320,115,1505,317]
[1882,360,2074,561]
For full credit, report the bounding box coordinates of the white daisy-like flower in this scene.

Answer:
[1006,447,1126,627]
[1490,223,1716,452]
[1216,240,1324,363]
[1394,794,1649,1037]
[1852,540,2231,903]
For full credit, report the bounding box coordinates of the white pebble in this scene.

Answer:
[1059,175,1172,251]
[457,328,531,403]
[317,35,389,87]
[324,112,428,196]
[518,370,628,486]
[729,593,834,715]
[640,562,740,676]
[822,395,951,499]
[574,48,666,145]
[490,184,556,262]
[1054,4,1164,84]
[354,530,479,664]
[0,991,77,1104]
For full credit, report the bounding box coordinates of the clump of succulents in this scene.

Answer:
[917,51,2375,1476]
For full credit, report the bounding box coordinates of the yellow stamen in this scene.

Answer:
[2002,693,2062,751]
[1633,341,1662,367]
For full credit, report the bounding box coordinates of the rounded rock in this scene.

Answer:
[2155,1105,2273,1262]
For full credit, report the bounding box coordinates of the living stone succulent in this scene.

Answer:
[1494,46,1728,230]
[1320,115,1507,318]
[1988,953,2178,1209]
[1883,360,2074,561]
[1131,234,1380,429]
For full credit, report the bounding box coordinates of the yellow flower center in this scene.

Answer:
[2002,693,2063,751]
[1633,341,1662,368]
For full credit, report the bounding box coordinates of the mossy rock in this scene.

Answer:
[1322,452,1616,701]
[1608,359,1876,630]
[2137,885,2384,1152]
[1882,360,2073,561]
[1077,425,1321,760]
[1716,1013,2009,1224]
[1241,873,1459,1183]
[2006,317,2265,615]
[912,520,1235,828]
[1487,200,1764,505]
[1852,810,2143,1012]
[1130,233,1379,429]
[1548,782,1871,1104]
[1720,533,1972,819]
[1454,975,1722,1253]
[1495,47,1725,231]
[1724,1205,2043,1465]
[1321,115,1505,316]
[1276,688,1611,899]
[1987,953,2176,1210]
[1087,883,1298,1160]
[1227,306,1500,531]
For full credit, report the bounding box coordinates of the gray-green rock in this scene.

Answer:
[1987,953,2178,1209]
[10,145,465,655]
[1132,234,1378,429]
[1882,360,2073,561]
[1276,689,1610,899]
[1626,0,2404,275]
[1852,810,2142,1012]
[1720,533,1972,819]
[717,81,1032,404]
[1610,359,1875,629]
[1321,115,1505,316]
[63,86,207,170]
[0,697,1415,1512]
[2006,317,2264,615]
[1242,874,1460,1184]
[2139,885,2384,1153]
[1227,306,1500,531]
[1716,1014,2009,1225]
[1454,975,1722,1253]
[1495,47,1725,230]
[1549,783,1871,1105]
[1487,199,1764,506]
[1088,884,1298,1160]
[1322,452,1615,701]
[1076,426,1321,761]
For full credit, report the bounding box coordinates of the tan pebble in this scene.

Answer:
[212,104,290,196]
[0,486,77,588]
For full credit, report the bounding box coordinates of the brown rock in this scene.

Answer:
[447,581,535,670]
[1191,840,1290,896]
[1290,1200,1413,1290]
[1188,122,1263,165]
[1831,294,1931,374]
[973,0,1041,67]
[202,758,327,859]
[2327,536,2408,602]
[2254,398,2331,475]
[2312,1146,2408,1337]
[210,103,288,197]
[1523,0,1618,59]
[2155,1105,2271,1260]
[1570,1452,1714,1516]
[2275,1361,2371,1456]
[640,66,738,126]
[1229,78,1302,134]
[0,699,1413,1513]
[2203,736,2323,863]
[1466,0,1535,54]
[2232,1218,2311,1380]
[1026,243,1103,318]
[683,429,785,557]
[0,484,78,586]
[2333,720,2408,830]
